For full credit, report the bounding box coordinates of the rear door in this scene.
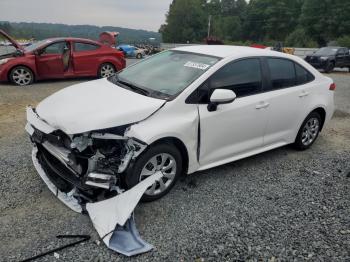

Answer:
[72,41,101,76]
[262,57,315,146]
[35,41,69,78]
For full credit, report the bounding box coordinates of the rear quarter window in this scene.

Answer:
[295,63,314,85]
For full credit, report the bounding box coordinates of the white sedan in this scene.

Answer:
[26,45,335,205]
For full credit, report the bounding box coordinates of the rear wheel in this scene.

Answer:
[136,53,143,59]
[293,112,321,150]
[125,143,182,202]
[10,66,34,86]
[98,63,116,78]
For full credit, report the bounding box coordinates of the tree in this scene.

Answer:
[160,0,207,43]
[0,22,12,33]
[285,28,317,47]
[242,0,301,42]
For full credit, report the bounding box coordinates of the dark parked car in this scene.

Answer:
[305,47,350,73]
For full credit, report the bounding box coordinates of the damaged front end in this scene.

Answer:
[26,106,157,256]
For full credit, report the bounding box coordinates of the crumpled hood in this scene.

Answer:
[36,78,165,134]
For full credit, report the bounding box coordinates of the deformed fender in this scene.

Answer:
[86,172,163,256]
[125,102,200,174]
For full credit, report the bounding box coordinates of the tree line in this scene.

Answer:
[160,0,350,47]
[0,21,161,44]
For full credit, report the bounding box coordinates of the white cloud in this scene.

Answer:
[0,0,172,31]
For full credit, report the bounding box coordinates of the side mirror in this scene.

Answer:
[15,49,24,57]
[207,89,236,112]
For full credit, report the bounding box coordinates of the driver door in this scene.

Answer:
[197,58,269,167]
[35,41,69,78]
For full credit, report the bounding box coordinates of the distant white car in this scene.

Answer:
[26,46,335,206]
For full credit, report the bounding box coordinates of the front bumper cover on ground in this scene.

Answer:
[31,145,162,256]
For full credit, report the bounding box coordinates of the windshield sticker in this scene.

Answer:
[184,61,210,70]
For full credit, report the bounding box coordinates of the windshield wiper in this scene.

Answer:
[111,75,150,96]
[118,80,150,96]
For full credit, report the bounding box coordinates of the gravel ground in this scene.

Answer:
[0,69,349,261]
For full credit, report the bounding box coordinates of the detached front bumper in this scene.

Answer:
[31,145,83,213]
[26,106,158,256]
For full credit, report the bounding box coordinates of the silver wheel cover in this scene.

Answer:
[12,68,32,86]
[139,153,177,196]
[100,64,115,78]
[301,117,320,146]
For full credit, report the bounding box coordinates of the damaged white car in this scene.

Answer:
[25,46,334,255]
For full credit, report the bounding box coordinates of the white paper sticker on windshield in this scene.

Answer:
[184,61,210,70]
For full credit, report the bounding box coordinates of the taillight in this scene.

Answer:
[329,83,336,91]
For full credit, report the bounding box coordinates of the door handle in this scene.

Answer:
[299,91,310,97]
[255,101,270,109]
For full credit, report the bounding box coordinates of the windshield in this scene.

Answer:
[110,50,220,99]
[314,47,338,56]
[24,40,51,52]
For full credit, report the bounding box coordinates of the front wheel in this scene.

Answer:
[125,143,182,202]
[324,61,334,73]
[10,66,34,86]
[98,63,116,78]
[136,53,143,59]
[293,112,322,150]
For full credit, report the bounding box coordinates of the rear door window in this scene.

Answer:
[210,58,263,97]
[74,42,99,52]
[267,58,296,90]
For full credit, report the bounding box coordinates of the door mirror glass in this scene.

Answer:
[208,89,236,111]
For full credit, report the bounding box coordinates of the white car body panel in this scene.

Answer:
[36,78,165,134]
[198,93,268,166]
[125,101,200,173]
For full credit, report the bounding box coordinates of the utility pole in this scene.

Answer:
[207,15,212,38]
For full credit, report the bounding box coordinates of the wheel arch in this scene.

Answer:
[312,107,326,131]
[148,136,189,175]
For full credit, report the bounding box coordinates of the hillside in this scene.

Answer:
[0,21,161,44]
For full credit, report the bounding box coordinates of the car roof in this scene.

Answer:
[45,37,101,45]
[173,45,290,59]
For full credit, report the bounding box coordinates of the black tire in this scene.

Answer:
[10,66,34,86]
[125,143,182,202]
[324,61,334,73]
[136,53,143,59]
[98,63,116,78]
[293,111,322,150]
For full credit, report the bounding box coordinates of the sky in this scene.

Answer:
[0,0,173,32]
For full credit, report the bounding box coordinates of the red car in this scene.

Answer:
[0,30,125,86]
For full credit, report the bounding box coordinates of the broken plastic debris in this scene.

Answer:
[108,216,153,256]
[86,172,163,256]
